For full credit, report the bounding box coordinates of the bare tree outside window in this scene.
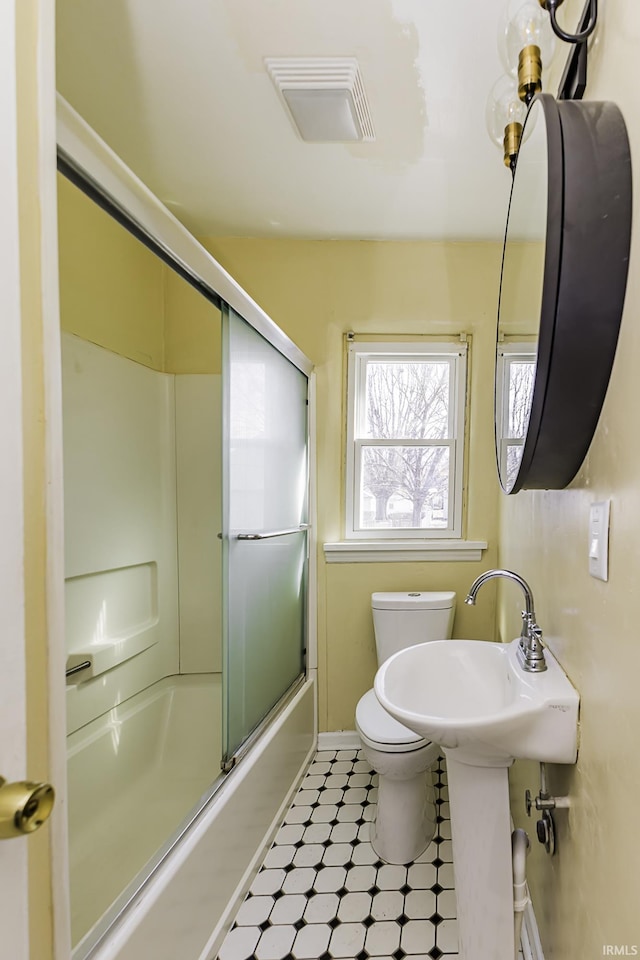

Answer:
[360,361,451,529]
[505,358,535,488]
[507,361,535,439]
[346,341,466,539]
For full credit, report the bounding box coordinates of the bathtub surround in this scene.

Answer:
[63,334,222,731]
[62,334,180,734]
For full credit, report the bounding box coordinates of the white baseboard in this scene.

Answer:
[521,897,545,960]
[317,730,361,751]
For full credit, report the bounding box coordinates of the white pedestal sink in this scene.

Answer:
[374,637,579,960]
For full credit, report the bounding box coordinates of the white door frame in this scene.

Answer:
[38,1,74,956]
[0,0,30,951]
[1,0,70,957]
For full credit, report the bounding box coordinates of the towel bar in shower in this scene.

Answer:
[65,660,92,678]
[236,524,310,541]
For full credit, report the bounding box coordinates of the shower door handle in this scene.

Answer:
[236,524,310,541]
[0,775,55,839]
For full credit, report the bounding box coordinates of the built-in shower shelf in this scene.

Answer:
[65,562,159,684]
[66,629,158,684]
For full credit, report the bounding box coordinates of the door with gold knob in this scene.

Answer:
[0,2,56,954]
[0,778,55,841]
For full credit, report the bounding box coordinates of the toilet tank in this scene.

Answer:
[371,591,456,665]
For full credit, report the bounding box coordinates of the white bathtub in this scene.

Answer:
[69,673,316,960]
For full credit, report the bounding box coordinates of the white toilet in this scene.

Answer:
[355,590,456,865]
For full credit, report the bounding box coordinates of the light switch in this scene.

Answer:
[589,500,610,581]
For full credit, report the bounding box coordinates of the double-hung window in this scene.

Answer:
[495,342,536,491]
[345,340,467,540]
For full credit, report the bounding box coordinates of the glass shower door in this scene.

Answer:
[222,305,308,766]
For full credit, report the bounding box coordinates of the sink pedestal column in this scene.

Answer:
[445,754,515,960]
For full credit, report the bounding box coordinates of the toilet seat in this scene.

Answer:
[356,689,429,754]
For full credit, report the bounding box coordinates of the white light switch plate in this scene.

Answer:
[589,500,610,581]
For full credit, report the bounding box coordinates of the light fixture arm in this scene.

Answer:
[539,0,598,44]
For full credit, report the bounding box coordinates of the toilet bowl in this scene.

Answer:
[355,591,456,864]
[356,689,439,864]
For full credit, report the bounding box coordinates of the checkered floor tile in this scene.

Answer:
[216,749,459,960]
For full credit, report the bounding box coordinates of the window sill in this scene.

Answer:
[323,540,488,563]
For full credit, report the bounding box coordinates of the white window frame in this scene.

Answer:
[495,341,537,486]
[345,340,467,540]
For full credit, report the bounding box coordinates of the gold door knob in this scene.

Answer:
[0,776,55,840]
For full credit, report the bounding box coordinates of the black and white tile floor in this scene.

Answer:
[216,749,460,960]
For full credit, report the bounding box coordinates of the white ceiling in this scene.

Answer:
[55,0,580,241]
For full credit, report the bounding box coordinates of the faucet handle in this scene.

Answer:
[519,623,547,672]
[519,610,530,639]
[529,623,544,646]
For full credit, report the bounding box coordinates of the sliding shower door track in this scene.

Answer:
[221,674,307,773]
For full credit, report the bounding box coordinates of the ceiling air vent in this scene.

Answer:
[265,57,375,143]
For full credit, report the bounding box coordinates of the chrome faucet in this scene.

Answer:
[465,569,547,673]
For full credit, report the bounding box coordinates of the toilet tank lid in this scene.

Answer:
[371,591,456,611]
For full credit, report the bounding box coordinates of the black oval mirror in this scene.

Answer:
[496,94,632,494]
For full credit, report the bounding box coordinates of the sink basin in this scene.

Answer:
[374,637,579,766]
[374,634,580,958]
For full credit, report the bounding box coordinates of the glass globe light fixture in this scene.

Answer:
[486,74,537,170]
[499,0,556,79]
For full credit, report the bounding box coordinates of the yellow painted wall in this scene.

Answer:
[164,269,221,374]
[204,238,502,730]
[57,172,220,373]
[499,4,640,956]
[57,173,166,368]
